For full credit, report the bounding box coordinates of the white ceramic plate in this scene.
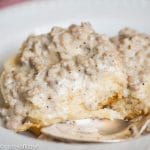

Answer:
[0,0,150,149]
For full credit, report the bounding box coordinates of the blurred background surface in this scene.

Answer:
[0,0,28,9]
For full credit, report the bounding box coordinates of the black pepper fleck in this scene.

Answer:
[128,45,131,49]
